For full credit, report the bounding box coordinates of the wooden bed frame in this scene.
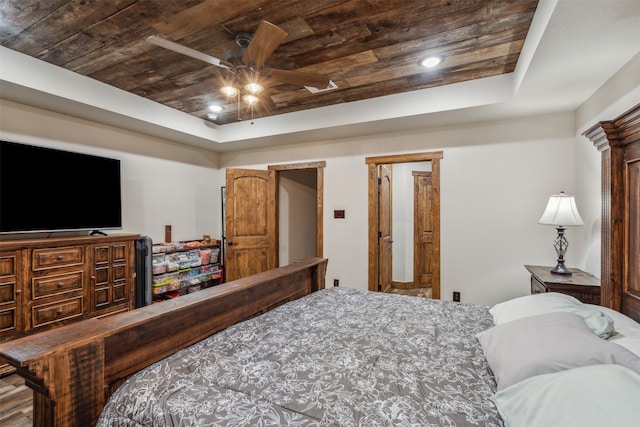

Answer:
[0,257,327,426]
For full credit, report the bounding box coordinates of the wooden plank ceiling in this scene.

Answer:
[0,0,538,126]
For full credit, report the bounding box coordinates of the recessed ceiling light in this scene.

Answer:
[420,56,442,68]
[208,104,223,113]
[207,113,218,120]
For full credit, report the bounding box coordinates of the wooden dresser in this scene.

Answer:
[0,233,139,376]
[525,264,601,305]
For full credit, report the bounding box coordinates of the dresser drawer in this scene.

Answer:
[32,246,84,270]
[0,282,16,304]
[0,308,17,333]
[32,296,83,328]
[0,253,18,278]
[32,271,83,299]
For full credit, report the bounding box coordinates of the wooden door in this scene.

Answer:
[378,164,393,292]
[413,171,433,288]
[413,169,440,298]
[225,168,277,282]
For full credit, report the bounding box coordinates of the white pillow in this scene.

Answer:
[490,292,614,338]
[611,335,640,358]
[495,364,640,427]
[476,311,640,391]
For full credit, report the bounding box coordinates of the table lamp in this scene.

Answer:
[538,191,584,275]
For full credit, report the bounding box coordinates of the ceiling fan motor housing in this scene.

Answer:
[235,32,252,48]
[225,47,246,65]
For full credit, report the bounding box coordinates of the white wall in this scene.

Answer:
[219,112,581,306]
[3,50,637,307]
[278,169,317,265]
[0,100,223,244]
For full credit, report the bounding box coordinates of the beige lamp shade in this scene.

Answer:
[538,191,584,226]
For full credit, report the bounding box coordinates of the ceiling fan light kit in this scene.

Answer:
[242,94,260,106]
[146,20,332,122]
[244,82,264,95]
[220,85,238,98]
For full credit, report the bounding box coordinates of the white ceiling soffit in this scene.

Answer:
[1,0,639,152]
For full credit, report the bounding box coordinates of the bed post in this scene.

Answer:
[26,338,106,426]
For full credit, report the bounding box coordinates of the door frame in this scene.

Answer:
[268,161,325,258]
[378,164,393,293]
[365,151,443,298]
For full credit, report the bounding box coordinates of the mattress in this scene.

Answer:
[97,287,501,426]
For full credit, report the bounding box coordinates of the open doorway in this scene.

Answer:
[224,162,324,281]
[392,162,432,288]
[277,169,318,265]
[365,152,443,299]
[269,162,324,263]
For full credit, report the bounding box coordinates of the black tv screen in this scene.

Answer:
[0,140,122,234]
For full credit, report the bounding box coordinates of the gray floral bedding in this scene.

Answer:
[97,287,502,426]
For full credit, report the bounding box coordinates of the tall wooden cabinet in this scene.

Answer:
[583,103,640,320]
[0,233,138,376]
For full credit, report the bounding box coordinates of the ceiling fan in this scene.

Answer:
[146,21,332,117]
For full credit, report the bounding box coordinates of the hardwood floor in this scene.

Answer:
[0,374,32,427]
[389,285,432,298]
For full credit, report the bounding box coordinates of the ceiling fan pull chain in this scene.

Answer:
[236,91,241,121]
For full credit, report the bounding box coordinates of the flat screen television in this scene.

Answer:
[0,140,122,235]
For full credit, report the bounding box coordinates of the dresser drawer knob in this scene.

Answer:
[57,308,63,315]
[57,282,64,288]
[57,255,64,260]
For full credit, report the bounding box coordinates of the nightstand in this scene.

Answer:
[524,265,601,305]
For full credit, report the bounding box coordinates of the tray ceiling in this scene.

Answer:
[0,0,538,126]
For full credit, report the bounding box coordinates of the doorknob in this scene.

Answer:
[227,241,234,246]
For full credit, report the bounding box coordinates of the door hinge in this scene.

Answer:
[378,231,382,238]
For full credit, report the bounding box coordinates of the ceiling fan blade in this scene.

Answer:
[242,21,287,69]
[146,35,233,71]
[263,68,331,89]
[259,94,276,111]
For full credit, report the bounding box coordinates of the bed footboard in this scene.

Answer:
[0,257,327,427]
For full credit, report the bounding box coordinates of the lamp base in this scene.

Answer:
[550,261,572,275]
[549,226,572,275]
